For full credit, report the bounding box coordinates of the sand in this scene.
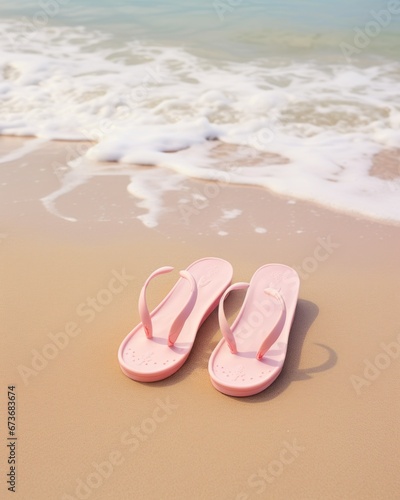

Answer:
[1,137,400,499]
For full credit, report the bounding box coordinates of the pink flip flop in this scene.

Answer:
[118,257,233,382]
[208,264,300,397]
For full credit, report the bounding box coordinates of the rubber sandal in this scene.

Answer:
[118,257,233,382]
[208,264,300,396]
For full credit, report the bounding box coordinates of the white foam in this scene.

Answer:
[127,168,184,228]
[1,20,399,226]
[41,155,185,227]
[0,138,48,164]
[221,209,243,221]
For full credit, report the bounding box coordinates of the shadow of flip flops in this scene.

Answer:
[235,299,338,402]
[145,297,336,398]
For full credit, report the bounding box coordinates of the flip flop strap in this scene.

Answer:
[168,270,198,346]
[218,283,287,359]
[218,282,250,354]
[138,267,198,346]
[256,288,287,360]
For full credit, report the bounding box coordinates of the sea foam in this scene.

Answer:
[1,20,399,226]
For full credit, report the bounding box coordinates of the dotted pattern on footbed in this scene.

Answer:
[124,347,178,371]
[213,362,272,385]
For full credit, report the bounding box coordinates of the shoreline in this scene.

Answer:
[1,136,400,236]
[1,137,399,499]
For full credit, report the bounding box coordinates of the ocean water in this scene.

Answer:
[1,0,400,226]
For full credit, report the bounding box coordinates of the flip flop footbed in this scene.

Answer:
[209,264,300,396]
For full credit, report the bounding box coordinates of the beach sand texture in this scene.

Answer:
[1,1,400,497]
[1,137,399,499]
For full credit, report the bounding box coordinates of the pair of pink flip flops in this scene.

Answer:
[118,258,300,397]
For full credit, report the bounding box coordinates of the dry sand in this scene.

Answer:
[1,137,400,499]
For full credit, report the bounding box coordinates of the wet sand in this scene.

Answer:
[1,137,399,499]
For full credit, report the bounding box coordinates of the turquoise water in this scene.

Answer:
[1,1,399,225]
[1,0,399,60]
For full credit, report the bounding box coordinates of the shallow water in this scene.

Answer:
[1,0,399,59]
[1,0,399,226]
